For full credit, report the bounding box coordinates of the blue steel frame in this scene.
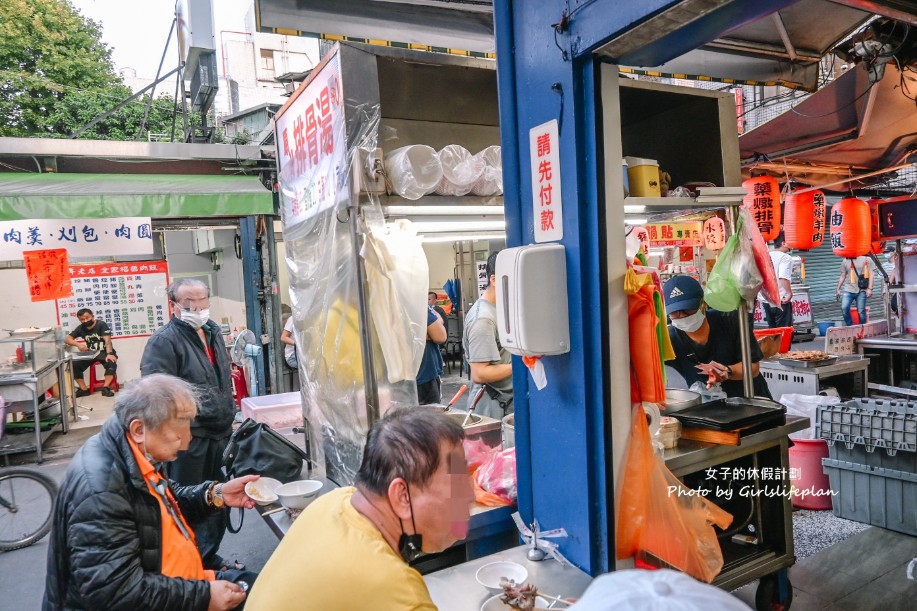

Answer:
[493,0,801,574]
[240,216,266,395]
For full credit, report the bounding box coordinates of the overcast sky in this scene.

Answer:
[70,0,252,79]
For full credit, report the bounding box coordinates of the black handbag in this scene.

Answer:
[222,418,310,533]
[222,418,309,483]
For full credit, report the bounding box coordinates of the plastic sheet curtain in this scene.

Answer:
[276,46,419,485]
[361,218,428,383]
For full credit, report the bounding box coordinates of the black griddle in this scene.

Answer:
[671,397,786,431]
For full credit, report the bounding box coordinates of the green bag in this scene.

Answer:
[704,217,743,311]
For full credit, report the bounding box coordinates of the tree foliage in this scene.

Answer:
[0,0,181,139]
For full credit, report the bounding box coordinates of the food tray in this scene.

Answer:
[777,356,838,369]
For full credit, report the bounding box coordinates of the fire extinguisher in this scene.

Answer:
[230,363,248,408]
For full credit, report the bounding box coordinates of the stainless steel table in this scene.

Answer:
[857,335,917,397]
[759,355,869,399]
[424,545,594,611]
[0,360,70,462]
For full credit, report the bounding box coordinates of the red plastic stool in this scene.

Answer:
[89,362,119,392]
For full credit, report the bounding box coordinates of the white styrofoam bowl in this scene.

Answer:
[244,477,281,506]
[475,561,528,592]
[480,594,549,611]
[275,479,323,510]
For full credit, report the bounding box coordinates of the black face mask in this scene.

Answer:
[82,319,96,330]
[397,480,423,563]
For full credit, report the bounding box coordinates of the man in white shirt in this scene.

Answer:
[764,232,794,328]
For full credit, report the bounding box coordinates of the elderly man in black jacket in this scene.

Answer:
[43,374,258,611]
[140,278,238,571]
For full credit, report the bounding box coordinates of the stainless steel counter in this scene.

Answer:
[857,335,917,396]
[664,415,808,477]
[857,336,917,352]
[424,545,594,611]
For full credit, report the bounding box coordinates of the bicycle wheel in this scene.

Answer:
[0,467,58,552]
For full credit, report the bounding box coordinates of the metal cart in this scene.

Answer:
[665,417,807,609]
[641,194,800,609]
[0,329,70,463]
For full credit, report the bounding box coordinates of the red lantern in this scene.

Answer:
[830,197,872,257]
[867,198,885,254]
[742,176,782,242]
[784,189,827,250]
[703,217,726,250]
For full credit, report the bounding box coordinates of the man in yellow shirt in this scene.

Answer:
[246,408,475,610]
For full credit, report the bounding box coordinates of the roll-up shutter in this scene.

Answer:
[797,226,887,324]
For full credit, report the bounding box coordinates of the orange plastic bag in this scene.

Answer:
[626,269,665,404]
[616,405,733,583]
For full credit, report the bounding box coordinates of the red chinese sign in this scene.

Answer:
[529,119,563,242]
[645,222,702,247]
[275,46,345,228]
[24,248,72,302]
[742,176,781,242]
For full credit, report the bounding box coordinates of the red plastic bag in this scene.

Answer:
[463,437,500,473]
[473,447,516,506]
[616,405,733,583]
[740,207,780,306]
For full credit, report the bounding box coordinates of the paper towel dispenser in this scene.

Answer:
[495,244,570,356]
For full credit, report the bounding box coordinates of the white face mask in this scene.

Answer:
[179,308,210,330]
[671,309,705,333]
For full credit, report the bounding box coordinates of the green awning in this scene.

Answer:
[0,173,274,220]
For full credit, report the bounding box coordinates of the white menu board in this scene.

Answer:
[56,261,171,338]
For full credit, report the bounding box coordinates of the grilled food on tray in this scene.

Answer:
[780,350,829,361]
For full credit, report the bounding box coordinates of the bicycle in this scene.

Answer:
[0,466,58,551]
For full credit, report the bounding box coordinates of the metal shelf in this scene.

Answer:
[366,195,504,208]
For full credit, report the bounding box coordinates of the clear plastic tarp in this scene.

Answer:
[275,45,427,485]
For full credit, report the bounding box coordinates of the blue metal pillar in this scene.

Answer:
[240,215,266,395]
[493,0,795,575]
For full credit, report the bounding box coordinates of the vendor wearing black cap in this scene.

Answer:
[663,275,771,399]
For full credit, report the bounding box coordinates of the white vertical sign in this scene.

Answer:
[274,47,346,229]
[529,119,563,243]
[476,260,488,297]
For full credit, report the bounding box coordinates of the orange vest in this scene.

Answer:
[127,436,215,581]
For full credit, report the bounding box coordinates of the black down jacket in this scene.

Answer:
[43,417,214,611]
[140,316,235,438]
